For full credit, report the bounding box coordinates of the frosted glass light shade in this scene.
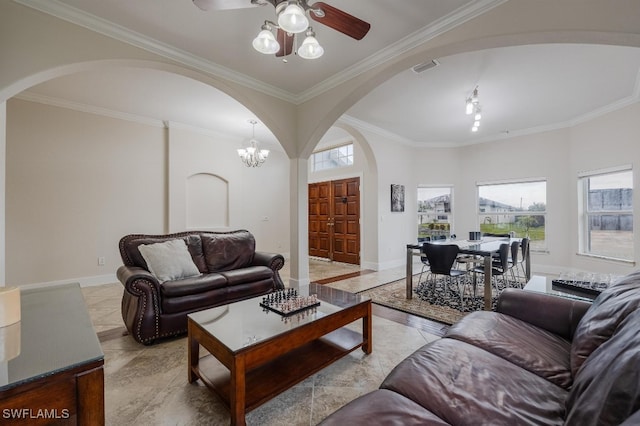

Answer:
[278,3,309,34]
[252,29,280,54]
[298,35,324,59]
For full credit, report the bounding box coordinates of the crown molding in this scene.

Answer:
[15,91,165,128]
[13,0,298,103]
[338,115,417,147]
[296,0,509,103]
[13,0,507,105]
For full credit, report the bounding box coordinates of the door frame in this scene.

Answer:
[308,172,363,264]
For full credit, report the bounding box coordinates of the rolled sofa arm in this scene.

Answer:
[252,251,286,290]
[116,265,162,344]
[497,288,591,341]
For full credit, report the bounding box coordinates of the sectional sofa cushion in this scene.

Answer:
[565,308,640,426]
[319,389,450,426]
[570,270,640,376]
[445,311,573,388]
[380,338,567,425]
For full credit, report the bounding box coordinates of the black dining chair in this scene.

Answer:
[483,233,511,238]
[516,237,530,280]
[473,243,510,294]
[422,243,468,306]
[507,239,523,287]
[417,238,431,286]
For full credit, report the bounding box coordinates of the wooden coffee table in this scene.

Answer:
[187,284,372,426]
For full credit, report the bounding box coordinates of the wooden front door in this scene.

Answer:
[308,177,360,264]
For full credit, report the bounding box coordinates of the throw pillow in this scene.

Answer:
[138,239,201,283]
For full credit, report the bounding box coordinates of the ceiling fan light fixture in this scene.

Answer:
[298,28,324,59]
[278,2,309,34]
[253,23,280,54]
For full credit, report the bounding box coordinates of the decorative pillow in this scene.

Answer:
[138,239,201,283]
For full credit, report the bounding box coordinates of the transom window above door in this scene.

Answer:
[310,143,353,172]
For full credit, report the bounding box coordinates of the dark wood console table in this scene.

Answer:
[0,283,104,425]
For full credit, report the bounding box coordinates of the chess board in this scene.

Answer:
[260,289,320,317]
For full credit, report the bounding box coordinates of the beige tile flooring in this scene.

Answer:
[81,259,437,425]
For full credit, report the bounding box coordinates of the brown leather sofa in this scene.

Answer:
[321,270,640,425]
[117,230,284,344]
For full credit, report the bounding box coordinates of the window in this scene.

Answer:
[311,143,353,172]
[477,180,547,250]
[417,186,452,240]
[579,167,633,261]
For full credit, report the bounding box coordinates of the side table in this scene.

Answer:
[0,283,104,425]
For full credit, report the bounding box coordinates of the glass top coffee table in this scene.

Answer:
[187,284,372,426]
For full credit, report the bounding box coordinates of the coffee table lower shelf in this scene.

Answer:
[193,327,363,412]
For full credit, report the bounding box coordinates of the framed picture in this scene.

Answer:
[391,184,405,212]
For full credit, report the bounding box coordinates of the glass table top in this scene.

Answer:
[188,283,369,353]
[0,283,104,391]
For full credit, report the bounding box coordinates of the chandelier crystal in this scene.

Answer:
[237,120,269,168]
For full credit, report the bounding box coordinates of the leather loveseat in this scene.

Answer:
[117,230,284,344]
[321,271,640,425]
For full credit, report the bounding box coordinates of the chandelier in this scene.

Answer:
[465,86,483,132]
[237,120,270,167]
[252,1,324,59]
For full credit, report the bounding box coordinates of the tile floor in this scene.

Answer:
[81,259,438,425]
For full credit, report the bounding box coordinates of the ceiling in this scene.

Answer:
[16,0,640,150]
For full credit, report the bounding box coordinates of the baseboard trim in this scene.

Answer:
[19,273,117,290]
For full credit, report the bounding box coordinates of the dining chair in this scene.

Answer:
[507,240,523,287]
[473,243,510,295]
[483,233,511,238]
[516,237,530,280]
[422,243,468,306]
[417,238,432,286]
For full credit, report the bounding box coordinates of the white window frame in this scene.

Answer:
[476,178,547,251]
[417,185,454,239]
[310,143,353,172]
[577,165,634,262]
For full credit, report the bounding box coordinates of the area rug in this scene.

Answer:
[359,275,522,325]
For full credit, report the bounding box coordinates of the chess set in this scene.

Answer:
[260,289,320,317]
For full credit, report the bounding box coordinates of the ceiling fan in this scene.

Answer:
[192,0,371,59]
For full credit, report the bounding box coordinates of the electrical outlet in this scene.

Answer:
[97,257,106,266]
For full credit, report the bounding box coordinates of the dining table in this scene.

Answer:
[405,237,531,310]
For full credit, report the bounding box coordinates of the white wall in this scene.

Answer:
[6,99,290,286]
[404,104,640,274]
[569,102,640,275]
[168,125,290,253]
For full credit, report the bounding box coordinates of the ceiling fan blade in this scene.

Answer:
[309,2,370,40]
[276,29,294,57]
[192,0,263,12]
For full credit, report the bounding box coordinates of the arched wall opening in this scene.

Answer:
[1,60,293,286]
